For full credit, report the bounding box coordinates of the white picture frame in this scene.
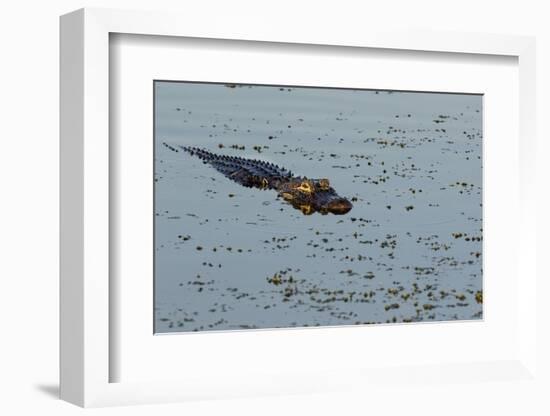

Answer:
[60,7,538,408]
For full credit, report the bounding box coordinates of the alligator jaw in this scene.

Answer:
[324,198,353,215]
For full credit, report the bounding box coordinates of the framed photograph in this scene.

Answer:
[60,8,538,407]
[153,81,483,334]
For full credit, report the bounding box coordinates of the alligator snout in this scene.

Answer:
[325,198,353,215]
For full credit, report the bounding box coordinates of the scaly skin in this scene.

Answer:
[163,143,353,215]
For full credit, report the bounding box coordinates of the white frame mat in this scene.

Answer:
[60,7,537,408]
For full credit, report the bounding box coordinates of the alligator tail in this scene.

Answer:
[162,143,293,190]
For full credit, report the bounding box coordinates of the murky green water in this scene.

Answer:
[154,81,482,333]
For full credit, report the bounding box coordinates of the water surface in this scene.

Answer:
[154,82,483,333]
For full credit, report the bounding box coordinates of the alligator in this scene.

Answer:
[162,143,353,215]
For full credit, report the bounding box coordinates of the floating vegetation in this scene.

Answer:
[475,291,483,304]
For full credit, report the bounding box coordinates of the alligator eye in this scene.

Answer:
[318,179,330,190]
[297,181,313,193]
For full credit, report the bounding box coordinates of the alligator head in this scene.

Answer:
[277,178,353,215]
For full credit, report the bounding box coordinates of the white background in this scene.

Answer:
[1,1,548,415]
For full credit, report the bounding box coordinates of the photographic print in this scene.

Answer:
[154,81,483,333]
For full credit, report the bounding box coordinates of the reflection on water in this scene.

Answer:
[154,82,483,333]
